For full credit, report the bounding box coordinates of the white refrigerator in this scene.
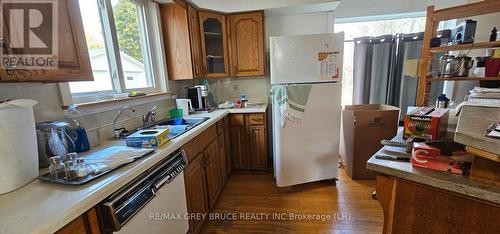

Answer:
[270,33,344,187]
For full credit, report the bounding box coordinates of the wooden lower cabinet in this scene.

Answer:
[248,125,267,171]
[230,124,248,170]
[229,113,268,171]
[56,208,100,234]
[204,139,222,209]
[182,123,228,234]
[376,175,500,234]
[217,120,228,186]
[224,116,232,175]
[183,154,209,234]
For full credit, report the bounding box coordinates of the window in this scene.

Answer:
[67,0,164,103]
[334,15,426,106]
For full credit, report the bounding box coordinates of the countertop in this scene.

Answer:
[454,105,500,155]
[366,130,500,205]
[0,106,267,234]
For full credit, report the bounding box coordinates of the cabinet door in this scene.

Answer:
[224,116,232,175]
[198,11,229,78]
[160,3,194,80]
[187,4,203,78]
[230,125,249,170]
[204,139,222,210]
[218,132,228,186]
[248,125,268,171]
[228,12,265,77]
[56,208,100,234]
[1,0,92,82]
[184,154,208,234]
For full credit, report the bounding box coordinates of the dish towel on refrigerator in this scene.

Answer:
[270,85,312,127]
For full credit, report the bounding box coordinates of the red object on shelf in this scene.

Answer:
[485,58,500,77]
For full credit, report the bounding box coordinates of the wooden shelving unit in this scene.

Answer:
[416,1,500,106]
[429,41,500,53]
[427,76,500,82]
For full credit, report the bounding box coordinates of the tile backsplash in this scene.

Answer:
[170,76,271,105]
[0,82,177,148]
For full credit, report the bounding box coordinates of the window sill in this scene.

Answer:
[63,92,176,116]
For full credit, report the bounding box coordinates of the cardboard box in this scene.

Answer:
[126,128,170,148]
[341,104,400,180]
[404,107,448,140]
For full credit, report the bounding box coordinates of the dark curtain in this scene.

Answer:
[352,32,443,116]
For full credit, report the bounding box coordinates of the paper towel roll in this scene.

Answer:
[0,99,38,194]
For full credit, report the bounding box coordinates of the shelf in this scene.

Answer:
[427,76,500,82]
[204,32,222,36]
[429,41,500,53]
[206,55,224,59]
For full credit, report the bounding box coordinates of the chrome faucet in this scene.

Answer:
[143,106,157,129]
[113,106,136,139]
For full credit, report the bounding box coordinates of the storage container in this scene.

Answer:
[340,104,400,179]
[0,99,38,194]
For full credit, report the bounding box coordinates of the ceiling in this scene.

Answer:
[154,0,341,15]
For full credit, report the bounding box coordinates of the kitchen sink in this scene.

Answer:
[153,117,210,139]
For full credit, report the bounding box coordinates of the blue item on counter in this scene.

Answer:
[174,117,183,125]
[74,128,90,153]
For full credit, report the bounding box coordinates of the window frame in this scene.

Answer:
[59,0,167,106]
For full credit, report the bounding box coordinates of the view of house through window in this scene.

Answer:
[69,0,156,99]
[334,16,426,106]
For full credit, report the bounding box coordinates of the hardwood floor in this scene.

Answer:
[202,168,384,234]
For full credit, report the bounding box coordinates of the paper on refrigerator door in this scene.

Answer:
[318,51,340,80]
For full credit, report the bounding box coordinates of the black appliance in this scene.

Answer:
[451,19,477,44]
[186,86,204,110]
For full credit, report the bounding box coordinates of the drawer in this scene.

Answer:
[230,114,245,126]
[182,137,202,163]
[199,125,217,149]
[182,125,217,163]
[247,113,265,125]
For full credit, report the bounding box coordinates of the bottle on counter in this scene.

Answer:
[64,160,78,181]
[241,94,248,108]
[75,158,91,178]
[48,156,65,180]
[66,152,78,164]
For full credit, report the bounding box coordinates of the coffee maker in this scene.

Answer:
[186,85,210,112]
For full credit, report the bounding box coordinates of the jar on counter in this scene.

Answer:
[48,156,65,180]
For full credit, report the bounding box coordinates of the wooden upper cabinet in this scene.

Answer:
[187,5,203,78]
[227,12,265,77]
[198,11,229,78]
[160,3,194,80]
[0,0,92,82]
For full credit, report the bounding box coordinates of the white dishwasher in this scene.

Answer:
[99,150,189,234]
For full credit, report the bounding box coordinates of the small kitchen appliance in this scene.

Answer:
[36,121,76,168]
[451,19,477,44]
[186,85,211,112]
[0,99,38,194]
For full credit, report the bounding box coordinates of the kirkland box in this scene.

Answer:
[341,104,400,180]
[404,107,448,141]
[126,128,170,148]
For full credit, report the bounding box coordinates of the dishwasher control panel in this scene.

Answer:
[99,150,188,232]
